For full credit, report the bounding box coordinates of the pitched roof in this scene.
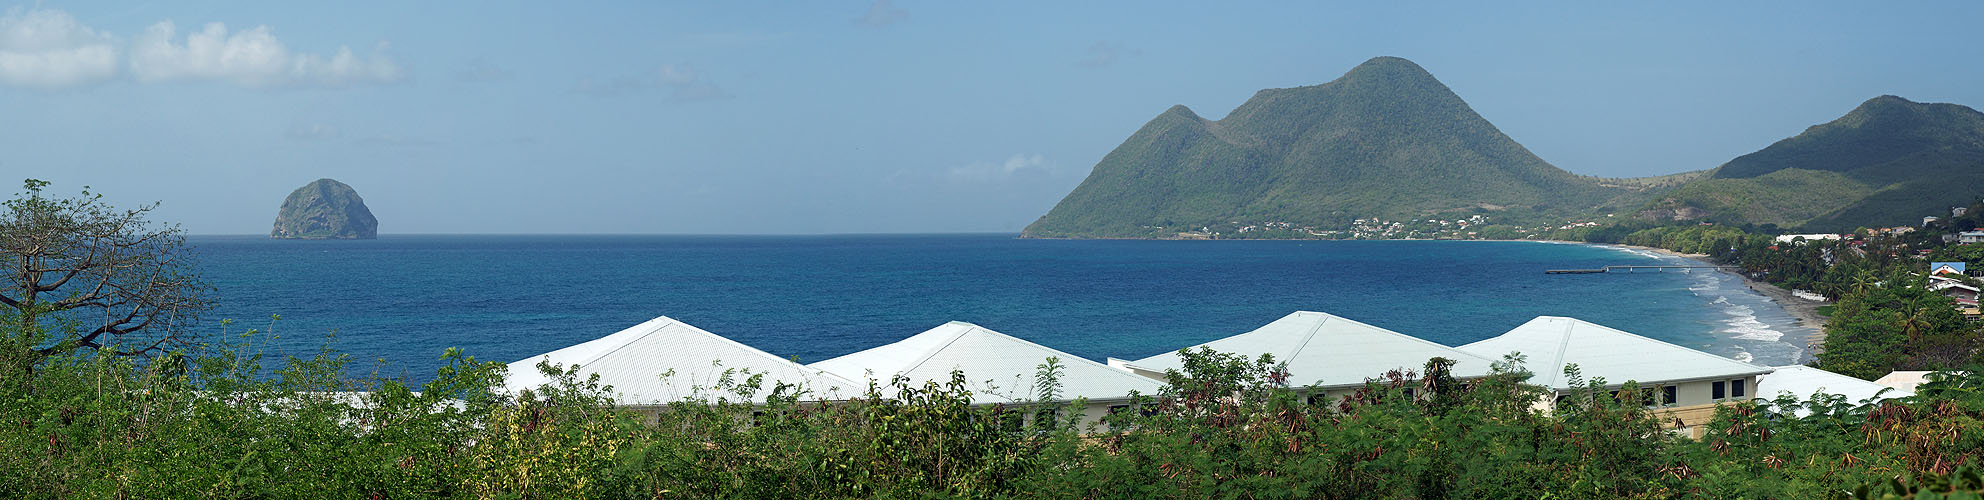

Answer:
[1874,371,1940,392]
[1932,262,1967,275]
[1457,316,1771,390]
[1130,311,1502,389]
[808,321,1162,404]
[506,316,859,405]
[1756,365,1911,417]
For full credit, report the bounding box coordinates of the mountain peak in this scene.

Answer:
[1022,56,1620,238]
[1337,56,1437,84]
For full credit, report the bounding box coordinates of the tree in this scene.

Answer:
[1,179,210,358]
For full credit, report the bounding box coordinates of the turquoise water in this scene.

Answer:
[189,234,1812,381]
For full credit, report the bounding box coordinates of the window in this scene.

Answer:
[1732,379,1747,398]
[1106,404,1130,415]
[1402,388,1415,399]
[1712,381,1727,400]
[1307,393,1330,406]
[1663,385,1677,406]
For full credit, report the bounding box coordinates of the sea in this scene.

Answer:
[188,234,1814,382]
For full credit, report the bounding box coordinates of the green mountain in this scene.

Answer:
[271,179,378,239]
[1645,96,1984,231]
[1022,56,1633,238]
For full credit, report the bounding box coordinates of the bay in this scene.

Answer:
[189,234,1812,382]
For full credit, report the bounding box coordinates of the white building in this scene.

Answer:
[1754,365,1912,417]
[1118,311,1501,403]
[809,321,1164,424]
[506,316,860,407]
[1875,371,1943,393]
[1457,316,1773,436]
[1773,233,1843,244]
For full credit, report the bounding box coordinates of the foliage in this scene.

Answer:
[1655,95,1984,231]
[1,179,211,359]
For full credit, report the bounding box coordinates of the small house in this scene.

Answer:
[507,316,861,409]
[1457,316,1773,437]
[1754,365,1911,417]
[1930,262,1968,276]
[810,321,1164,425]
[1120,311,1501,404]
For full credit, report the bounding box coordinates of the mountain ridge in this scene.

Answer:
[1024,56,1628,238]
[1027,58,1984,238]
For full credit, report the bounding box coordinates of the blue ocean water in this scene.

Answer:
[189,234,1813,381]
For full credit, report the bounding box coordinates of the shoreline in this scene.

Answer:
[1602,243,1829,358]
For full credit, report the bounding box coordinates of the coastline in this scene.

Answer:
[1604,243,1829,356]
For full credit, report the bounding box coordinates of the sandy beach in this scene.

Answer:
[1609,244,1831,353]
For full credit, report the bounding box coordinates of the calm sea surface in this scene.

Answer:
[188,234,1812,381]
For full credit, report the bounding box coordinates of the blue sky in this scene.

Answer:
[4,2,1980,234]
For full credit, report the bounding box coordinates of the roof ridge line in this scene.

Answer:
[897,323,975,377]
[1549,318,1575,388]
[584,317,677,368]
[1284,313,1330,361]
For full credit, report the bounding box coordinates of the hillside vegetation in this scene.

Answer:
[1022,57,1632,238]
[1026,59,1984,238]
[1647,95,1984,231]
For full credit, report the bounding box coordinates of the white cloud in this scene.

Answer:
[946,154,1052,183]
[576,64,729,101]
[0,8,120,88]
[1076,41,1141,69]
[855,0,909,27]
[130,20,402,88]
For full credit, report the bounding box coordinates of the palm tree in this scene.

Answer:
[1899,298,1933,343]
[1848,272,1880,297]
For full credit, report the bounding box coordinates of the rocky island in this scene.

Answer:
[271,178,378,239]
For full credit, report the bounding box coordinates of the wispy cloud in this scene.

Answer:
[285,123,340,141]
[945,154,1053,183]
[355,134,439,149]
[576,64,729,101]
[455,57,512,83]
[0,8,120,88]
[1076,41,1141,69]
[855,0,909,28]
[129,20,403,88]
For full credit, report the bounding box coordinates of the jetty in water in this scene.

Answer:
[1546,265,1741,275]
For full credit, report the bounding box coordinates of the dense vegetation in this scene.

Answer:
[1652,95,1984,231]
[1022,56,1640,238]
[8,319,1984,498]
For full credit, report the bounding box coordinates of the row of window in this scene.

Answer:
[1712,379,1747,400]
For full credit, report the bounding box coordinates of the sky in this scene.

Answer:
[3,2,1981,235]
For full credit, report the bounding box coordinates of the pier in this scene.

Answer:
[1546,265,1740,274]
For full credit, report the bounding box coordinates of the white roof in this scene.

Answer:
[1458,316,1772,391]
[1874,371,1939,392]
[1131,311,1502,389]
[1755,365,1911,417]
[808,321,1162,404]
[506,316,859,405]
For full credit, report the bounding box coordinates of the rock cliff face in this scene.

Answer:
[271,179,378,239]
